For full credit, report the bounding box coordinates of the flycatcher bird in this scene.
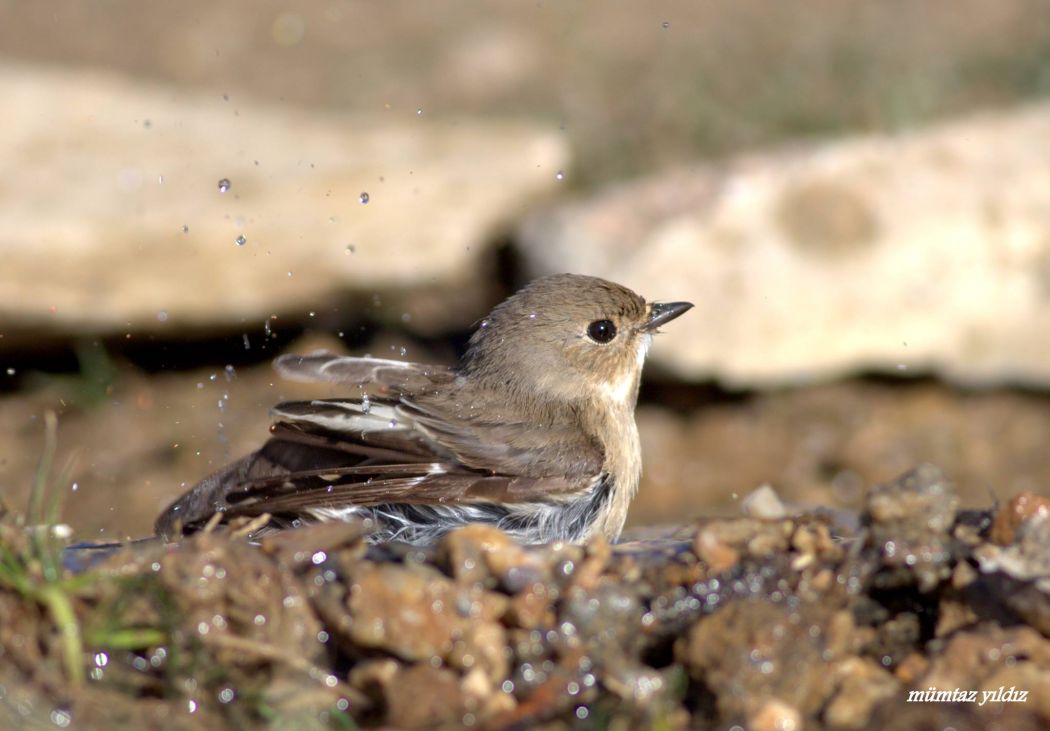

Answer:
[155,274,692,545]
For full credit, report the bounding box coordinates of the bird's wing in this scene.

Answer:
[400,393,605,477]
[155,386,601,537]
[273,352,455,396]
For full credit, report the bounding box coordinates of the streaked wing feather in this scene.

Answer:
[273,352,454,395]
[221,470,589,518]
[269,401,444,460]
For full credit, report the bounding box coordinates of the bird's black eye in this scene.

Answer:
[587,319,617,344]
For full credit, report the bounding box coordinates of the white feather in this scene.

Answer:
[270,400,410,434]
[597,333,651,406]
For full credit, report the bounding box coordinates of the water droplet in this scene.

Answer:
[242,334,250,350]
[359,192,370,204]
[345,244,356,254]
[661,21,670,28]
[388,418,398,429]
[217,178,231,193]
[416,108,423,116]
[71,482,79,492]
[555,170,565,181]
[157,311,169,322]
[311,550,328,565]
[361,393,371,414]
[217,687,235,704]
[224,364,236,381]
[187,699,198,713]
[234,234,246,246]
[50,709,72,728]
[5,368,14,376]
[398,346,407,357]
[181,224,189,233]
[158,174,164,184]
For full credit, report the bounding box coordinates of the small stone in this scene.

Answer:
[990,491,1050,546]
[693,528,741,574]
[741,484,787,519]
[863,464,959,592]
[748,699,802,731]
[823,658,899,730]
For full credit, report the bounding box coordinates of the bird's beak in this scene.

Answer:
[644,301,693,332]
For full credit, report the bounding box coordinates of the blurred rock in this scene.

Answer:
[975,512,1050,635]
[990,491,1050,546]
[518,104,1050,387]
[678,600,855,722]
[863,464,959,592]
[0,64,567,346]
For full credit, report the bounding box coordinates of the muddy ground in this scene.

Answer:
[3,464,1050,729]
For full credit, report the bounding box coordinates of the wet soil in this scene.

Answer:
[3,465,1050,729]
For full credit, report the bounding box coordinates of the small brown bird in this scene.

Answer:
[156,274,692,544]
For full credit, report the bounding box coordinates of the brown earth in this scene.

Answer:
[3,466,1050,729]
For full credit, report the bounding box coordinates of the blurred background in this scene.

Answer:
[2,0,1050,541]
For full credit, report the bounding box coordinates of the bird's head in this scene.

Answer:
[463,274,692,409]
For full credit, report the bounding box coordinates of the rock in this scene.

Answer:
[678,600,856,721]
[0,65,567,345]
[918,625,1050,721]
[518,103,1050,387]
[823,658,899,730]
[158,534,324,667]
[439,524,549,592]
[990,492,1050,546]
[343,561,507,664]
[383,664,466,729]
[975,513,1050,634]
[749,699,803,731]
[693,527,742,574]
[741,484,788,520]
[863,464,959,592]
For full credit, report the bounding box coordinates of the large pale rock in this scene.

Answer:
[519,104,1050,388]
[0,65,567,344]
